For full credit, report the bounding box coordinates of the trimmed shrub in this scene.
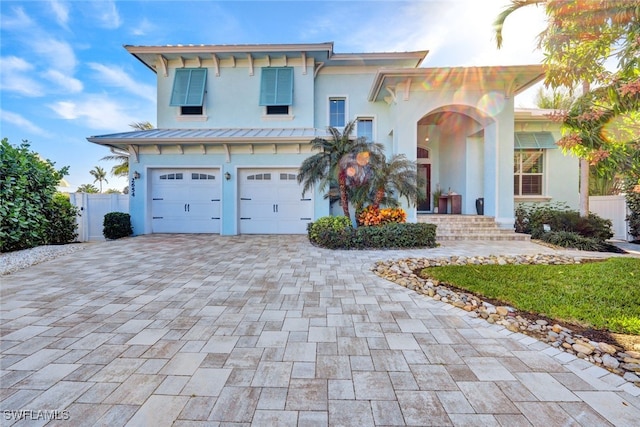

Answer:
[103,212,133,240]
[308,215,352,245]
[308,217,436,249]
[44,193,79,244]
[539,231,605,251]
[515,203,613,241]
[357,206,407,226]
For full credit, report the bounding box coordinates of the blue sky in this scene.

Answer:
[1,0,547,191]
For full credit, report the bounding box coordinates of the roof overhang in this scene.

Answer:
[125,42,428,73]
[87,128,331,151]
[368,64,545,102]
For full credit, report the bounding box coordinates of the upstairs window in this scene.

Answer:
[260,67,293,107]
[266,105,289,115]
[356,118,373,141]
[170,69,207,109]
[329,98,346,127]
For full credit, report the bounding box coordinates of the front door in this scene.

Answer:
[417,163,431,211]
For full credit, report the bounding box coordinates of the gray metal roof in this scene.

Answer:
[87,128,331,146]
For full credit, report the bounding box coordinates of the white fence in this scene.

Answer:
[589,195,630,241]
[70,193,129,242]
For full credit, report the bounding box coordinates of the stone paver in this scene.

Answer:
[1,235,638,426]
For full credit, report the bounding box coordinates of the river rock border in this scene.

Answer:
[372,254,640,385]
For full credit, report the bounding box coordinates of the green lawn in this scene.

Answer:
[421,257,640,335]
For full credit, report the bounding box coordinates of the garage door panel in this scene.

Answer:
[151,168,221,234]
[238,168,313,234]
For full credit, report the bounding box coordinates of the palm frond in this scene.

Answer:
[494,0,543,49]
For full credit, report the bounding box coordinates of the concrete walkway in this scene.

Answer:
[1,235,639,426]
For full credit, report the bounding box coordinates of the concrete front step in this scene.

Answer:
[417,214,530,241]
[436,234,531,241]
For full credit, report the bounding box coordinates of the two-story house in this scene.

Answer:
[87,42,579,236]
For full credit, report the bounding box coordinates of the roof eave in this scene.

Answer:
[368,65,545,102]
[125,42,335,55]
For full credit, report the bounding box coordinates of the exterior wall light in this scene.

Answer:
[224,172,231,181]
[133,171,141,180]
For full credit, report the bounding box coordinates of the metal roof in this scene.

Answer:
[87,128,331,146]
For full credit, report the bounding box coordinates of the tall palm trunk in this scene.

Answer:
[338,170,350,217]
[372,187,385,210]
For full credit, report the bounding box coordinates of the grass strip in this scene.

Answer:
[421,257,640,335]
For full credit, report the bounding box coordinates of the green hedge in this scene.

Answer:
[515,203,613,241]
[44,193,79,245]
[1,139,74,252]
[307,216,437,249]
[103,212,133,240]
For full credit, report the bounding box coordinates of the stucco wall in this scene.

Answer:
[157,59,316,129]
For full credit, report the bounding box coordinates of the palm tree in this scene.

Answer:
[101,121,154,177]
[76,183,99,193]
[89,166,108,193]
[298,120,383,218]
[368,154,421,209]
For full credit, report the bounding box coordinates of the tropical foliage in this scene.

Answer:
[0,138,77,252]
[89,166,108,193]
[495,0,640,213]
[298,121,384,217]
[298,121,420,220]
[76,183,100,193]
[357,206,407,227]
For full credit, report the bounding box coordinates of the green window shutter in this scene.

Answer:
[170,69,207,106]
[514,132,557,149]
[260,67,293,106]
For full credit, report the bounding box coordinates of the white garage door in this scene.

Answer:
[151,169,221,233]
[239,169,313,234]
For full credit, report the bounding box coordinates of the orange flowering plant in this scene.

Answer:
[357,206,407,227]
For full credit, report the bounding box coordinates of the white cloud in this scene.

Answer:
[0,6,34,29]
[92,0,122,29]
[0,109,50,137]
[30,37,78,73]
[43,70,83,93]
[0,56,44,97]
[48,95,144,131]
[131,17,155,36]
[88,63,155,102]
[49,0,70,28]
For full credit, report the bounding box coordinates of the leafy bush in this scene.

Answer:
[515,202,613,242]
[103,212,133,240]
[539,231,605,251]
[43,193,79,244]
[308,216,352,244]
[357,206,407,226]
[1,139,70,252]
[623,177,640,241]
[308,217,436,249]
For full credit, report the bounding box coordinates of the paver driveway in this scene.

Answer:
[1,235,639,426]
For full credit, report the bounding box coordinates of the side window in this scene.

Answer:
[514,150,544,196]
[329,98,346,127]
[356,118,373,141]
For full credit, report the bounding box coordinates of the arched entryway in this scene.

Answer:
[417,105,494,215]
